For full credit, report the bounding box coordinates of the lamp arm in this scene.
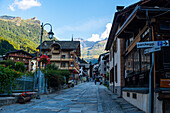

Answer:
[43,23,52,30]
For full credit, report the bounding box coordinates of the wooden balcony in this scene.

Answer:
[8,54,32,58]
[50,57,73,61]
[13,60,29,64]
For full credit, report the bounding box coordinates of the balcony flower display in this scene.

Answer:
[39,55,50,65]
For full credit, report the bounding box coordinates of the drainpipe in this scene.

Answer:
[146,10,154,113]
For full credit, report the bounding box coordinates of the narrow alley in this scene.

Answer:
[0,82,143,113]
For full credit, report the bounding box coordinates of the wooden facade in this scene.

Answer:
[106,0,170,112]
[4,50,33,71]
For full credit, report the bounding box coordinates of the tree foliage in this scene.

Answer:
[0,18,54,54]
[43,64,70,88]
[0,64,22,94]
[15,61,26,73]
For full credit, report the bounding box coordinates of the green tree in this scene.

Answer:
[4,60,15,69]
[15,62,26,73]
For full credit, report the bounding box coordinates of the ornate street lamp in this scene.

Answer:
[36,23,54,99]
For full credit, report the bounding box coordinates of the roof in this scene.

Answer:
[36,40,80,50]
[105,0,152,50]
[98,52,109,62]
[102,53,109,60]
[5,50,34,57]
[78,57,88,64]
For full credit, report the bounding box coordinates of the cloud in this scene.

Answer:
[101,23,112,39]
[9,4,15,11]
[9,0,41,11]
[87,34,100,42]
[87,23,112,42]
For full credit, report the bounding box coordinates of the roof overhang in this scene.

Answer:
[116,6,170,38]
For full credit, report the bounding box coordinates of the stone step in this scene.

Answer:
[0,97,16,107]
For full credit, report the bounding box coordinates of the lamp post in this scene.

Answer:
[71,55,74,84]
[36,23,54,99]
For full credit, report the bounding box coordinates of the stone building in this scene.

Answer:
[36,40,81,80]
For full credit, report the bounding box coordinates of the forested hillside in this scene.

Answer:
[0,36,16,55]
[0,15,52,54]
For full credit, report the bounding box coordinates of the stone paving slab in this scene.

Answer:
[0,82,144,113]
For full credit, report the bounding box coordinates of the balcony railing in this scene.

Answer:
[13,60,29,64]
[8,54,32,58]
[50,56,76,61]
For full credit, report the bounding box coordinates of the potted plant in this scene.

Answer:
[18,92,33,104]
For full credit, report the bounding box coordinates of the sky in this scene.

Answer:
[0,0,140,41]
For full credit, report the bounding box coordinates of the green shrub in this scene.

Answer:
[15,61,26,73]
[0,64,22,94]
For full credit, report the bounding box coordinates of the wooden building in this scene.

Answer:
[106,0,170,112]
[4,50,34,71]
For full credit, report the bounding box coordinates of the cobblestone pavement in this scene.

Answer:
[0,82,144,113]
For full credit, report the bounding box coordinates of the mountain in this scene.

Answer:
[0,15,53,54]
[74,38,96,48]
[0,36,16,55]
[74,38,107,64]
[0,15,106,64]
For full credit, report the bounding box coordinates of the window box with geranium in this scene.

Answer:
[39,55,51,65]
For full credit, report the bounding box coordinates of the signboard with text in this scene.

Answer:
[144,46,161,54]
[137,40,169,48]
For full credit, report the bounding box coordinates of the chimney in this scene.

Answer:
[116,6,124,12]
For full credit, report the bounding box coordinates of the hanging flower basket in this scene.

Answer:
[39,55,51,65]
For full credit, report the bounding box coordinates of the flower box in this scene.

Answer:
[18,92,33,104]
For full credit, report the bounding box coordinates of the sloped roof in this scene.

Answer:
[78,57,88,64]
[36,40,80,50]
[105,0,150,50]
[6,50,33,57]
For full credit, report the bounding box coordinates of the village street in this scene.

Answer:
[0,82,143,113]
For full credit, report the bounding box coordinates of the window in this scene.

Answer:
[61,55,66,59]
[127,92,130,97]
[114,39,117,52]
[129,37,133,44]
[160,20,170,30]
[132,93,137,99]
[61,62,66,67]
[125,52,134,74]
[134,49,140,74]
[71,62,74,67]
[115,64,117,83]
[141,29,149,39]
[141,49,150,72]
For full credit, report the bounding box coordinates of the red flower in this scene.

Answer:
[3,65,5,67]
[21,92,25,96]
[39,55,50,65]
[13,70,15,72]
